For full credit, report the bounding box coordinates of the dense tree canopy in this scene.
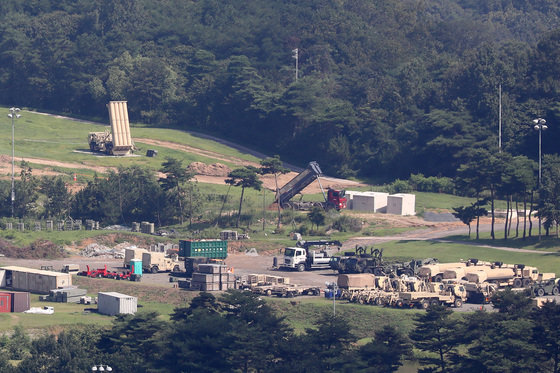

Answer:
[0,0,559,180]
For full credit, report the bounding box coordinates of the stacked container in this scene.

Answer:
[179,240,228,259]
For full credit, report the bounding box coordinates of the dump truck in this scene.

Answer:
[274,161,346,210]
[279,240,341,272]
[142,252,181,273]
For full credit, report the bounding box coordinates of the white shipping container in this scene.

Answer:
[98,292,137,316]
[387,194,416,215]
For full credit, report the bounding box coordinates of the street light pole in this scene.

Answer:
[8,107,20,218]
[533,118,547,241]
[292,48,298,82]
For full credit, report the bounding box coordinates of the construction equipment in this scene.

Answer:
[274,161,346,210]
[279,240,341,272]
[88,101,134,156]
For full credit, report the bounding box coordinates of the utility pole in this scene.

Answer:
[292,48,299,82]
[8,107,20,218]
[498,84,502,152]
[533,118,547,241]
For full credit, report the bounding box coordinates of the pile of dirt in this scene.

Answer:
[187,162,231,176]
[0,239,67,259]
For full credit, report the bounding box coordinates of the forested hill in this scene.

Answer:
[1,0,560,181]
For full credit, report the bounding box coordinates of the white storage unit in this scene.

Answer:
[352,192,389,212]
[344,191,359,209]
[98,292,137,316]
[387,194,416,216]
[0,266,72,294]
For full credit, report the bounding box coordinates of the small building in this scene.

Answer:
[98,292,137,316]
[0,266,72,294]
[387,193,416,216]
[352,192,389,212]
[0,291,30,312]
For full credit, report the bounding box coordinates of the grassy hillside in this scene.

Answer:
[0,108,261,177]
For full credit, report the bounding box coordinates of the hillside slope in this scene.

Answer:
[0,110,364,194]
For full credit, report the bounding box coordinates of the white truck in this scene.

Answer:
[279,240,341,272]
[142,252,181,273]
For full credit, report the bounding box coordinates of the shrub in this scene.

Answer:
[331,215,362,232]
[387,179,413,194]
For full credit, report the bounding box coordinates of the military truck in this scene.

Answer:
[398,282,467,309]
[531,278,560,297]
[331,246,438,276]
[142,252,181,273]
[88,129,113,153]
[464,264,555,288]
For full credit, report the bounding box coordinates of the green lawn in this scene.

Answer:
[379,239,560,274]
[0,109,261,178]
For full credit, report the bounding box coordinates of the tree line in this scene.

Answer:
[0,158,203,227]
[1,289,559,372]
[451,150,560,240]
[0,1,560,180]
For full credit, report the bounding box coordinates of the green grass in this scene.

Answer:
[378,239,560,274]
[444,231,560,252]
[266,296,420,338]
[0,109,261,178]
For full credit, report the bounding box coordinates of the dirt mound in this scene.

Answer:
[187,162,231,176]
[0,239,67,259]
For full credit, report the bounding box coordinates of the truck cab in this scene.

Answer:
[327,189,347,210]
[280,240,340,272]
[282,247,308,272]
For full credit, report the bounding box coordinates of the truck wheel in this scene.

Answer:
[266,289,272,296]
[522,278,532,288]
[151,266,159,274]
[297,263,305,272]
[434,275,443,283]
[396,300,404,308]
[173,265,180,272]
[430,299,439,306]
[375,297,384,306]
[454,298,463,308]
[537,288,545,297]
[553,287,559,296]
[419,300,429,309]
[513,278,523,288]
